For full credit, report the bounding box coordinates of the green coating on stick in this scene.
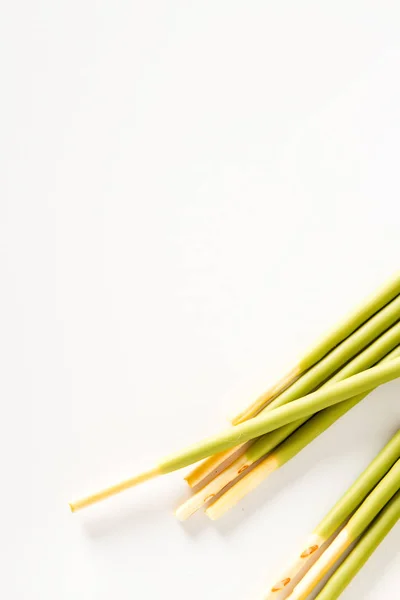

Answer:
[159,358,400,472]
[272,347,400,471]
[246,323,400,463]
[315,491,400,600]
[260,294,400,416]
[316,429,400,539]
[345,459,400,540]
[298,273,400,370]
[233,275,400,424]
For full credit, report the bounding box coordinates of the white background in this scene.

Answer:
[1,2,400,599]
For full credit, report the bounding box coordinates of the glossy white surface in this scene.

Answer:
[1,2,400,598]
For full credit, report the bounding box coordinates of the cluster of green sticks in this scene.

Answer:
[177,273,400,520]
[264,431,400,600]
[69,273,400,512]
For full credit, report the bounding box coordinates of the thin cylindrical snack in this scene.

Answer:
[314,490,400,600]
[188,291,400,488]
[261,429,400,600]
[70,358,400,512]
[206,347,400,520]
[287,460,400,600]
[232,273,400,424]
[177,328,400,520]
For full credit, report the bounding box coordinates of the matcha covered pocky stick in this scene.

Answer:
[262,430,400,599]
[176,325,400,520]
[187,289,400,489]
[233,273,400,425]
[314,490,400,600]
[70,358,400,512]
[205,350,400,520]
[286,460,400,600]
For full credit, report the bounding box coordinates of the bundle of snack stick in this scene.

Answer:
[264,431,400,599]
[70,272,400,598]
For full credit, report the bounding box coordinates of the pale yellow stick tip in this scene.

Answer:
[69,466,161,512]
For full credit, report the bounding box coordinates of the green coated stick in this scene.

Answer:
[262,430,400,599]
[315,491,400,600]
[161,358,400,472]
[275,349,400,470]
[288,460,400,600]
[259,294,400,416]
[297,275,400,370]
[247,320,400,463]
[70,359,400,511]
[195,294,400,488]
[70,357,400,511]
[316,428,400,540]
[345,459,400,540]
[176,329,400,521]
[233,273,400,423]
[205,348,400,520]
